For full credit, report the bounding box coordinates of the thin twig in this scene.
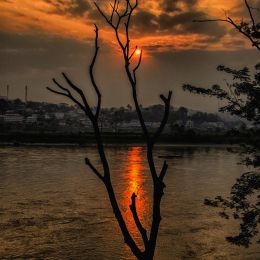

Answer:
[85,157,104,181]
[159,161,168,182]
[89,24,102,120]
[245,0,255,29]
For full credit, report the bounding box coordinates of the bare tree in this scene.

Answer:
[47,1,172,259]
[194,0,260,51]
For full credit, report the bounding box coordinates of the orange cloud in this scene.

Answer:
[0,0,254,52]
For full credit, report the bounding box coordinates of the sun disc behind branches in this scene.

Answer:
[135,49,141,56]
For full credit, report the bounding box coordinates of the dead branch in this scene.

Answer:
[130,192,149,250]
[89,24,101,120]
[96,1,172,259]
[152,91,172,144]
[48,1,172,259]
[85,157,104,181]
[47,23,143,259]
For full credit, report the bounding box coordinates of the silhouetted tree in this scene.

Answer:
[47,1,172,259]
[184,0,260,247]
[183,64,260,124]
[183,56,260,248]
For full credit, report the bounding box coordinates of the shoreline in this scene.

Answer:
[0,141,240,148]
[0,132,251,147]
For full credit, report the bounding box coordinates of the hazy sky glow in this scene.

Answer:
[0,0,259,111]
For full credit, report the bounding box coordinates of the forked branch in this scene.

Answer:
[48,1,172,259]
[47,24,143,260]
[130,193,149,249]
[159,161,168,182]
[96,1,172,259]
[47,80,87,114]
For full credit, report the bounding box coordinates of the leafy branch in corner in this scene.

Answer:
[194,0,260,51]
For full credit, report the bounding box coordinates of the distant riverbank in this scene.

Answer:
[0,132,252,146]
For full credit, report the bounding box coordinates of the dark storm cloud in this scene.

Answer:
[132,8,226,42]
[233,0,260,18]
[0,30,93,74]
[225,39,245,48]
[158,10,208,31]
[172,12,227,38]
[44,0,92,17]
[69,0,91,16]
[161,0,198,13]
[132,10,158,33]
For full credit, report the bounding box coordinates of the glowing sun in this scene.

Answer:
[135,49,141,55]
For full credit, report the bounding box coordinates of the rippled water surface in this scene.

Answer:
[0,145,259,259]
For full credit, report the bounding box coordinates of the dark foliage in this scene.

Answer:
[183,64,260,124]
[183,64,260,246]
[184,0,260,248]
[204,172,260,247]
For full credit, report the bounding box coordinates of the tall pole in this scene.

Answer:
[25,85,28,102]
[7,85,9,100]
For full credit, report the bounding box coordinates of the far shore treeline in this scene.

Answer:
[0,98,259,145]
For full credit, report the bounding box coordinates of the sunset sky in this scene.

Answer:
[0,0,259,111]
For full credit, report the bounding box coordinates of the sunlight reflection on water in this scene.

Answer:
[0,145,259,259]
[119,146,150,251]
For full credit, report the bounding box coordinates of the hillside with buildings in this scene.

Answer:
[0,97,246,136]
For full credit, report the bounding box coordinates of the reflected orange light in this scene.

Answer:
[120,146,151,249]
[126,147,142,193]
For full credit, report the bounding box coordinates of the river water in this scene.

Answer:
[0,145,259,259]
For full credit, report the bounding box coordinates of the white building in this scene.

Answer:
[216,122,225,129]
[80,118,92,127]
[59,121,66,127]
[185,120,194,129]
[4,113,24,123]
[146,122,161,128]
[26,114,38,123]
[44,114,51,120]
[67,110,78,118]
[200,121,225,130]
[125,120,140,128]
[54,112,65,120]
